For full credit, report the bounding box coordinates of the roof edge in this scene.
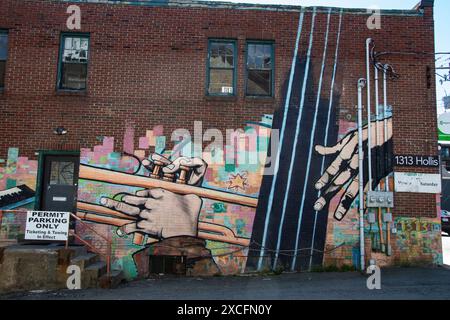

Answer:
[54,0,424,16]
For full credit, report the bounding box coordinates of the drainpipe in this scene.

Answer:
[383,65,392,256]
[366,38,373,192]
[358,78,367,271]
[374,67,386,253]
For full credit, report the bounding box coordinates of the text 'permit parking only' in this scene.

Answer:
[25,211,70,241]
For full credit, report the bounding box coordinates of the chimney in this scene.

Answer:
[413,0,434,10]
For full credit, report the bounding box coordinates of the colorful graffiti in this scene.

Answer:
[71,116,271,278]
[0,8,443,278]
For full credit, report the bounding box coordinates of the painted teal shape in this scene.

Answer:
[225,163,236,172]
[212,202,227,213]
[6,148,18,174]
[235,219,245,236]
[0,197,35,210]
[258,136,269,152]
[114,255,138,280]
[155,136,166,154]
[224,216,232,229]
[6,178,16,189]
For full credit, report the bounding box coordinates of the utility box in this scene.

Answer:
[366,191,394,208]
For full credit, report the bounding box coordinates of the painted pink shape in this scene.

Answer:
[80,148,91,158]
[103,137,115,153]
[29,161,38,171]
[123,125,135,155]
[204,169,213,181]
[93,145,105,154]
[153,125,164,136]
[93,152,102,162]
[139,137,149,149]
[17,157,27,165]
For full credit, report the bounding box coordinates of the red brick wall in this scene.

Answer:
[0,0,438,221]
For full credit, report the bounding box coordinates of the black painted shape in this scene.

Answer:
[0,184,35,209]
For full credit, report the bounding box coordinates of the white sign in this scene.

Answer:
[221,86,233,94]
[394,172,442,194]
[52,197,67,202]
[25,211,70,241]
[438,112,450,134]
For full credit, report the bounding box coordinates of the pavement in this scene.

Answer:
[1,266,450,300]
[1,235,449,300]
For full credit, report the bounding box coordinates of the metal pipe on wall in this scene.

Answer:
[366,38,374,192]
[374,66,386,253]
[358,78,367,271]
[383,64,392,257]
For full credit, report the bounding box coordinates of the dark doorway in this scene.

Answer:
[38,154,80,217]
[149,255,187,275]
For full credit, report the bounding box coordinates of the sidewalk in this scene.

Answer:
[1,267,450,300]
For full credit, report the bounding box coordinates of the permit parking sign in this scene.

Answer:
[25,211,70,241]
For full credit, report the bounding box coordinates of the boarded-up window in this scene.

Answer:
[207,40,236,95]
[59,35,89,90]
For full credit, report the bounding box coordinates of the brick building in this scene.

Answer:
[0,0,443,280]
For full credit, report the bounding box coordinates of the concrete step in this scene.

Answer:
[99,270,125,289]
[81,261,108,289]
[56,245,88,270]
[70,253,99,270]
[0,240,18,248]
[66,245,88,258]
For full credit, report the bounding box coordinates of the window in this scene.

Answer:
[49,161,75,185]
[246,42,274,97]
[58,34,89,90]
[207,40,236,96]
[0,30,8,89]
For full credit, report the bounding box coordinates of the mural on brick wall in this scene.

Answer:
[0,8,443,277]
[0,149,37,242]
[73,116,271,278]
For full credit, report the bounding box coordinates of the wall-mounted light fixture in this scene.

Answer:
[54,127,68,135]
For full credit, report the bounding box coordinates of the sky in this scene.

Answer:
[202,0,450,113]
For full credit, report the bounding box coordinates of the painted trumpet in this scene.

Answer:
[79,164,258,208]
[77,164,256,246]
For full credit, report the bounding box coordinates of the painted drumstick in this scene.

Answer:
[75,204,147,245]
[79,164,258,208]
[76,203,250,247]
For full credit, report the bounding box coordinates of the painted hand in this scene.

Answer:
[143,154,208,186]
[101,154,207,239]
[313,118,393,221]
[162,156,208,186]
[101,189,202,239]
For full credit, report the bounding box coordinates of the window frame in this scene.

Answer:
[245,40,275,98]
[57,32,91,92]
[206,39,237,97]
[0,29,9,90]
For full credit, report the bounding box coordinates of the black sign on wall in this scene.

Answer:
[393,155,440,167]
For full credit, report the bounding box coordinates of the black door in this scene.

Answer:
[40,155,80,215]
